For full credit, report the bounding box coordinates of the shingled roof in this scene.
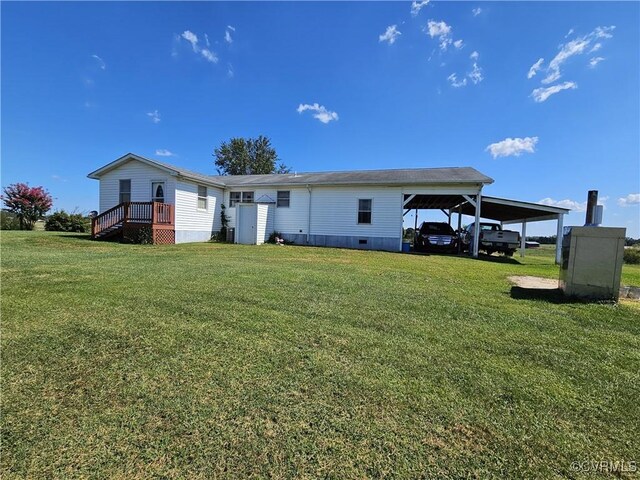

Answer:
[88,153,494,188]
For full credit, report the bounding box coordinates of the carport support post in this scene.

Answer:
[457,206,462,254]
[555,214,563,265]
[520,221,527,258]
[473,191,482,258]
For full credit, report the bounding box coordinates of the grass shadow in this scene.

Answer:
[509,286,616,304]
[55,233,95,241]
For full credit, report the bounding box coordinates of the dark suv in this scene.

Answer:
[415,222,458,253]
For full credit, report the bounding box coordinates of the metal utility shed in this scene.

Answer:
[454,196,570,264]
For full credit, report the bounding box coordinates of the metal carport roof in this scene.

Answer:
[454,196,569,224]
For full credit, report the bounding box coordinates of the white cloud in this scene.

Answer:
[426,20,459,51]
[527,58,544,79]
[379,25,401,45]
[531,81,577,102]
[297,103,339,124]
[589,56,605,68]
[565,28,574,38]
[205,34,210,47]
[227,63,234,78]
[181,30,199,52]
[155,149,174,157]
[618,194,640,207]
[539,198,586,211]
[453,39,464,49]
[225,25,235,44]
[180,30,218,63]
[486,136,539,159]
[200,48,218,63]
[470,50,479,60]
[472,7,482,16]
[411,1,430,17]
[447,73,467,88]
[147,110,161,124]
[589,42,602,53]
[91,54,106,70]
[426,20,451,37]
[540,26,615,84]
[468,61,483,84]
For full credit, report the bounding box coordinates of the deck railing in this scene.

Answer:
[92,202,174,238]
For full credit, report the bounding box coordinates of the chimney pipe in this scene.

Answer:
[585,190,598,225]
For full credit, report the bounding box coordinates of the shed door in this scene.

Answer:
[237,205,257,244]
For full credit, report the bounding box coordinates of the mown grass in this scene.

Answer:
[1,232,639,479]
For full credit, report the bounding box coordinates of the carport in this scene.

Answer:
[404,194,569,264]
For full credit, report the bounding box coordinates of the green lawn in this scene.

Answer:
[2,232,639,479]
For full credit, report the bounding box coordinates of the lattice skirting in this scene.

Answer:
[152,228,175,245]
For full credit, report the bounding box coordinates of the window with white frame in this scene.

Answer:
[197,185,207,210]
[119,179,131,203]
[277,191,290,208]
[358,199,372,224]
[229,191,254,206]
[151,181,165,203]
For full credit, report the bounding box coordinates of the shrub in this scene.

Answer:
[268,231,283,244]
[44,211,90,233]
[210,231,227,243]
[623,247,640,265]
[1,211,21,230]
[124,226,153,245]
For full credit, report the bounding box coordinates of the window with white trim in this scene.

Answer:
[151,181,165,203]
[119,179,131,203]
[197,185,207,210]
[229,191,254,207]
[358,199,372,224]
[277,191,290,208]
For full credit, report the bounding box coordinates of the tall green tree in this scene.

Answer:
[213,136,290,175]
[1,183,53,230]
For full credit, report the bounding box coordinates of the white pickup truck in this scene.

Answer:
[462,222,520,256]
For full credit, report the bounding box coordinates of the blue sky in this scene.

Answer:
[2,1,639,236]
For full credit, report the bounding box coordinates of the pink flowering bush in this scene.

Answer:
[2,183,53,230]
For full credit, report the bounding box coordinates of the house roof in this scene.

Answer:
[211,166,493,187]
[87,153,494,188]
[87,153,227,187]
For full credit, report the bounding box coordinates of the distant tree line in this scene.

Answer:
[527,235,640,247]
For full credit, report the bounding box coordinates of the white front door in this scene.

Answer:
[237,204,257,244]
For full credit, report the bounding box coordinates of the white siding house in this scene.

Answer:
[174,180,224,243]
[88,154,225,244]
[88,153,498,252]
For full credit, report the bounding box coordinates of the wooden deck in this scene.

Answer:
[91,202,175,244]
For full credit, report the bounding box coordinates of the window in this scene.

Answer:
[358,199,372,224]
[119,179,131,203]
[197,185,207,210]
[229,191,254,207]
[230,192,241,207]
[151,182,165,203]
[277,191,290,208]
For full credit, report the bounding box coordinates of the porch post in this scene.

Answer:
[520,221,527,258]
